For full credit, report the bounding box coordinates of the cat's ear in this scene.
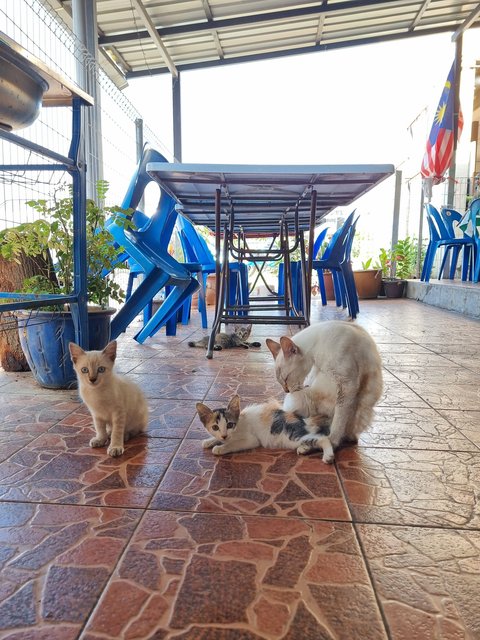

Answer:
[227,394,241,420]
[280,336,301,358]
[196,402,212,425]
[266,338,281,359]
[103,340,117,362]
[68,342,84,363]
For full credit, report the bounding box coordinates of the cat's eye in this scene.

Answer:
[212,424,219,431]
[227,422,235,429]
[98,366,106,373]
[81,367,88,373]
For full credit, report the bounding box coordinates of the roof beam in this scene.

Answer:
[201,0,224,59]
[125,24,457,78]
[98,0,390,46]
[451,2,480,41]
[409,0,431,31]
[130,0,178,77]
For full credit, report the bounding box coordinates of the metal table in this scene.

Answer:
[147,163,394,357]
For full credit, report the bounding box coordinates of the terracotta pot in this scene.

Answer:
[206,274,216,305]
[353,269,382,299]
[382,278,406,298]
[323,271,335,301]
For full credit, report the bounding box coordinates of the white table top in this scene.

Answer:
[147,162,395,232]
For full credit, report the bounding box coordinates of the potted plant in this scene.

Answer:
[381,237,418,298]
[0,180,130,388]
[353,257,382,299]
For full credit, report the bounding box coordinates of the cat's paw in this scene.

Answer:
[296,443,312,455]
[107,445,124,457]
[90,437,108,448]
[322,451,335,464]
[202,437,218,449]
[213,345,222,351]
[251,341,261,348]
[212,445,227,455]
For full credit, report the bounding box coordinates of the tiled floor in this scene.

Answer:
[1,298,479,639]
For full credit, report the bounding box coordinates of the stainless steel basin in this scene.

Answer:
[0,44,49,131]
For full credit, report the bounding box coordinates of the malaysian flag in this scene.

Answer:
[421,61,463,199]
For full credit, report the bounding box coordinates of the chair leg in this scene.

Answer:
[317,269,327,306]
[134,278,200,343]
[110,269,170,340]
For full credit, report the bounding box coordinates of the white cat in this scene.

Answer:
[69,340,149,457]
[196,394,334,463]
[266,321,383,449]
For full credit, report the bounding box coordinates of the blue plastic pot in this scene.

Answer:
[17,307,115,389]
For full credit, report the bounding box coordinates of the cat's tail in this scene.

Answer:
[188,341,202,348]
[353,368,383,436]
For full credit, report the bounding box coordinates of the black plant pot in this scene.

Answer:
[382,279,406,299]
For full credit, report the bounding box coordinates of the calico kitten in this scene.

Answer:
[69,340,148,457]
[266,320,383,450]
[196,394,334,463]
[188,324,261,351]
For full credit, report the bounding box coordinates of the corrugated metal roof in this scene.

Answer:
[88,0,480,79]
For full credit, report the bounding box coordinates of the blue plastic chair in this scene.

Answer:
[421,203,475,282]
[176,214,249,316]
[106,147,204,342]
[469,198,480,283]
[312,212,359,319]
[277,226,329,314]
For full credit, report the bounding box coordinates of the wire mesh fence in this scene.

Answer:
[0,0,171,338]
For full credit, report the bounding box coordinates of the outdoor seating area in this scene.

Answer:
[1,297,479,638]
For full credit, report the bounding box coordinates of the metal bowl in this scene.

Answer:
[0,45,49,131]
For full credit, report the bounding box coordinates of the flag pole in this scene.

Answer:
[447,34,463,207]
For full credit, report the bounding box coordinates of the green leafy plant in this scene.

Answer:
[0,180,132,308]
[361,257,373,270]
[374,247,391,278]
[391,237,418,280]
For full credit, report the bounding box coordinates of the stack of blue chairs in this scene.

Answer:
[312,211,359,319]
[176,214,250,318]
[105,146,204,343]
[277,226,329,314]
[421,203,475,282]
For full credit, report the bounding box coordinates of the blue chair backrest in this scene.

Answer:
[319,210,356,261]
[441,207,463,237]
[425,203,450,240]
[312,226,329,259]
[469,197,480,240]
[177,215,215,265]
[425,209,441,243]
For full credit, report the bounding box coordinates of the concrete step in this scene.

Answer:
[406,279,480,319]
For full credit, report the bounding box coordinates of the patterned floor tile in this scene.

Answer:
[0,430,178,508]
[0,502,140,637]
[150,439,350,521]
[147,399,199,438]
[0,394,78,433]
[357,524,480,639]
[380,353,460,367]
[406,383,480,411]
[438,410,480,449]
[360,407,479,451]
[377,380,429,408]
[337,447,480,528]
[205,376,282,400]
[83,511,387,639]
[387,366,478,385]
[125,372,215,399]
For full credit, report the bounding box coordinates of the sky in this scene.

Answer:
[125,30,462,167]
[123,30,479,261]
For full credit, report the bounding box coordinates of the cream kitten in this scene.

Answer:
[196,394,334,463]
[69,340,148,457]
[266,321,383,450]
